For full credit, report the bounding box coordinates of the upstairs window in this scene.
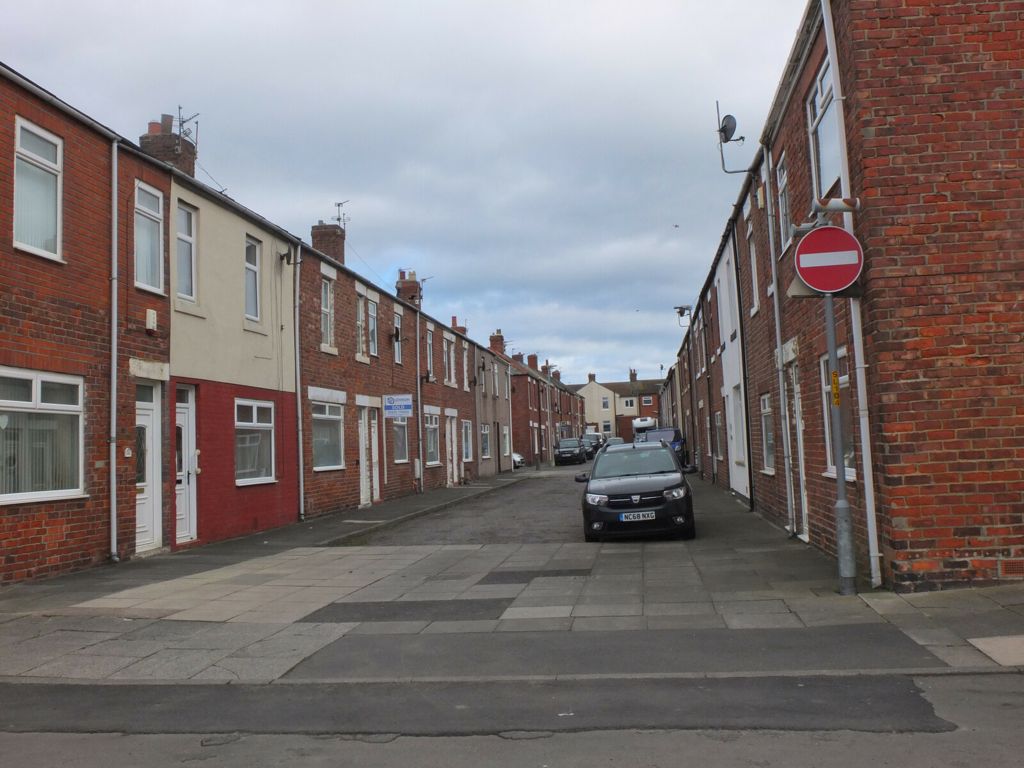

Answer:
[356,295,367,358]
[808,58,841,198]
[320,278,335,348]
[776,154,791,252]
[135,182,164,292]
[368,300,378,357]
[394,312,403,364]
[244,237,260,320]
[176,203,197,301]
[443,338,453,383]
[14,118,62,259]
[426,330,434,378]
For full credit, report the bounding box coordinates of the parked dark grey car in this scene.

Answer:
[555,437,587,465]
[575,442,696,542]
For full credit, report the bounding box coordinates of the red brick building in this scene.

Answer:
[673,0,1024,590]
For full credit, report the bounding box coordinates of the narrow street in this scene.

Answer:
[2,471,1023,766]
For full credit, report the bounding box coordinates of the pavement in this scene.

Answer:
[1,468,1024,686]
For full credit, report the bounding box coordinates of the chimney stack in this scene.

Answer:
[588,372,596,383]
[553,370,561,381]
[528,354,538,371]
[311,220,346,264]
[451,316,467,335]
[629,369,638,383]
[396,270,421,308]
[139,113,196,176]
[489,329,505,354]
[512,353,524,363]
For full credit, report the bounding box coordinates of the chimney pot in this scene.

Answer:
[311,222,345,264]
[139,114,196,176]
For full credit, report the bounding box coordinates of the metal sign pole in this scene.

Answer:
[824,292,857,595]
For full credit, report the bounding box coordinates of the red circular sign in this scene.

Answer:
[794,225,864,293]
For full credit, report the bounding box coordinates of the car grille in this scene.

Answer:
[607,492,664,509]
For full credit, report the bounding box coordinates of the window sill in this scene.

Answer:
[174,299,206,318]
[320,343,339,356]
[243,319,268,336]
[236,477,277,487]
[135,283,167,297]
[1,491,88,506]
[749,305,759,317]
[821,470,857,483]
[394,459,410,465]
[425,461,441,467]
[760,468,776,476]
[355,353,370,365]
[14,242,65,263]
[313,465,345,472]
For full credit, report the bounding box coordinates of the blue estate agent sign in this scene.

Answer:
[383,394,414,418]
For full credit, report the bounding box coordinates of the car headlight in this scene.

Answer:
[663,486,687,500]
[585,493,608,506]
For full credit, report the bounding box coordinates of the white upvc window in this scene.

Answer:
[492,362,498,395]
[14,117,62,260]
[747,218,760,315]
[426,330,434,378]
[235,399,275,484]
[463,345,470,391]
[642,396,653,406]
[506,367,511,399]
[244,237,261,320]
[449,339,458,387]
[176,203,197,301]
[443,338,453,384]
[425,413,440,464]
[602,420,611,434]
[480,424,491,459]
[760,393,775,473]
[820,348,856,480]
[368,300,378,357]
[0,367,83,503]
[462,420,473,462]
[502,425,510,456]
[624,398,635,409]
[714,411,723,460]
[393,312,403,364]
[135,181,164,292]
[393,417,409,462]
[321,278,335,348]
[808,57,841,199]
[311,402,344,470]
[355,295,367,358]
[601,396,609,410]
[776,153,791,252]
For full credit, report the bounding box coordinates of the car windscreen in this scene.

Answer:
[591,448,678,478]
[637,429,679,444]
[558,439,581,448]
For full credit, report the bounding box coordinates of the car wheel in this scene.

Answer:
[584,527,600,543]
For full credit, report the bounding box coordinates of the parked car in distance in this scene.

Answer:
[635,427,686,463]
[512,452,526,468]
[581,433,604,458]
[575,442,697,542]
[555,437,587,465]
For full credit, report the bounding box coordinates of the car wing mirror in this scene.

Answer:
[574,472,590,482]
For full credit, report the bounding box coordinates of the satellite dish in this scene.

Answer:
[719,114,737,144]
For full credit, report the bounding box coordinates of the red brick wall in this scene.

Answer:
[848,0,1024,588]
[0,78,172,582]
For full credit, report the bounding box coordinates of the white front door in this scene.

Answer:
[358,407,371,506]
[135,382,162,552]
[445,416,457,487]
[369,407,381,502]
[787,363,810,541]
[175,385,197,544]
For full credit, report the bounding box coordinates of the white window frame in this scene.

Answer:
[462,420,473,462]
[760,393,775,474]
[492,362,498,395]
[425,413,440,465]
[714,411,723,460]
[234,398,275,485]
[134,181,164,293]
[443,338,453,384]
[368,300,378,357]
[601,396,609,410]
[642,396,653,406]
[480,424,491,459]
[463,345,470,391]
[502,425,510,456]
[0,366,84,503]
[393,417,409,463]
[807,57,841,199]
[355,294,367,359]
[820,347,856,481]
[426,330,434,379]
[506,367,511,400]
[244,236,261,320]
[321,278,335,349]
[176,202,197,301]
[311,401,344,471]
[14,117,63,261]
[602,420,611,434]
[747,218,759,315]
[393,312,403,364]
[776,153,791,253]
[624,398,635,409]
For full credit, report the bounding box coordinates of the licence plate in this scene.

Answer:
[619,511,656,522]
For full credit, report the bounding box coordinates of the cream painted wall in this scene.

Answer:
[169,181,296,392]
[577,380,617,435]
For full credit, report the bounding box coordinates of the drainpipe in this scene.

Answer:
[415,310,424,492]
[821,0,882,587]
[507,365,515,473]
[292,244,305,521]
[109,139,120,562]
[762,149,798,536]
[730,229,756,507]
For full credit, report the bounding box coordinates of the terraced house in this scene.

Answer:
[669,0,1024,591]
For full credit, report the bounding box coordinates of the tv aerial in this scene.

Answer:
[716,101,747,175]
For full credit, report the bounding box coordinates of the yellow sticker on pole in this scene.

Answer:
[831,370,841,406]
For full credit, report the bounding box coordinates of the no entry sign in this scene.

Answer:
[794,225,864,294]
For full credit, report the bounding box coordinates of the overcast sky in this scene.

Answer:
[3,0,808,385]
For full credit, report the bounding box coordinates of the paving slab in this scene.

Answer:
[22,653,138,679]
[967,634,1024,666]
[108,649,230,680]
